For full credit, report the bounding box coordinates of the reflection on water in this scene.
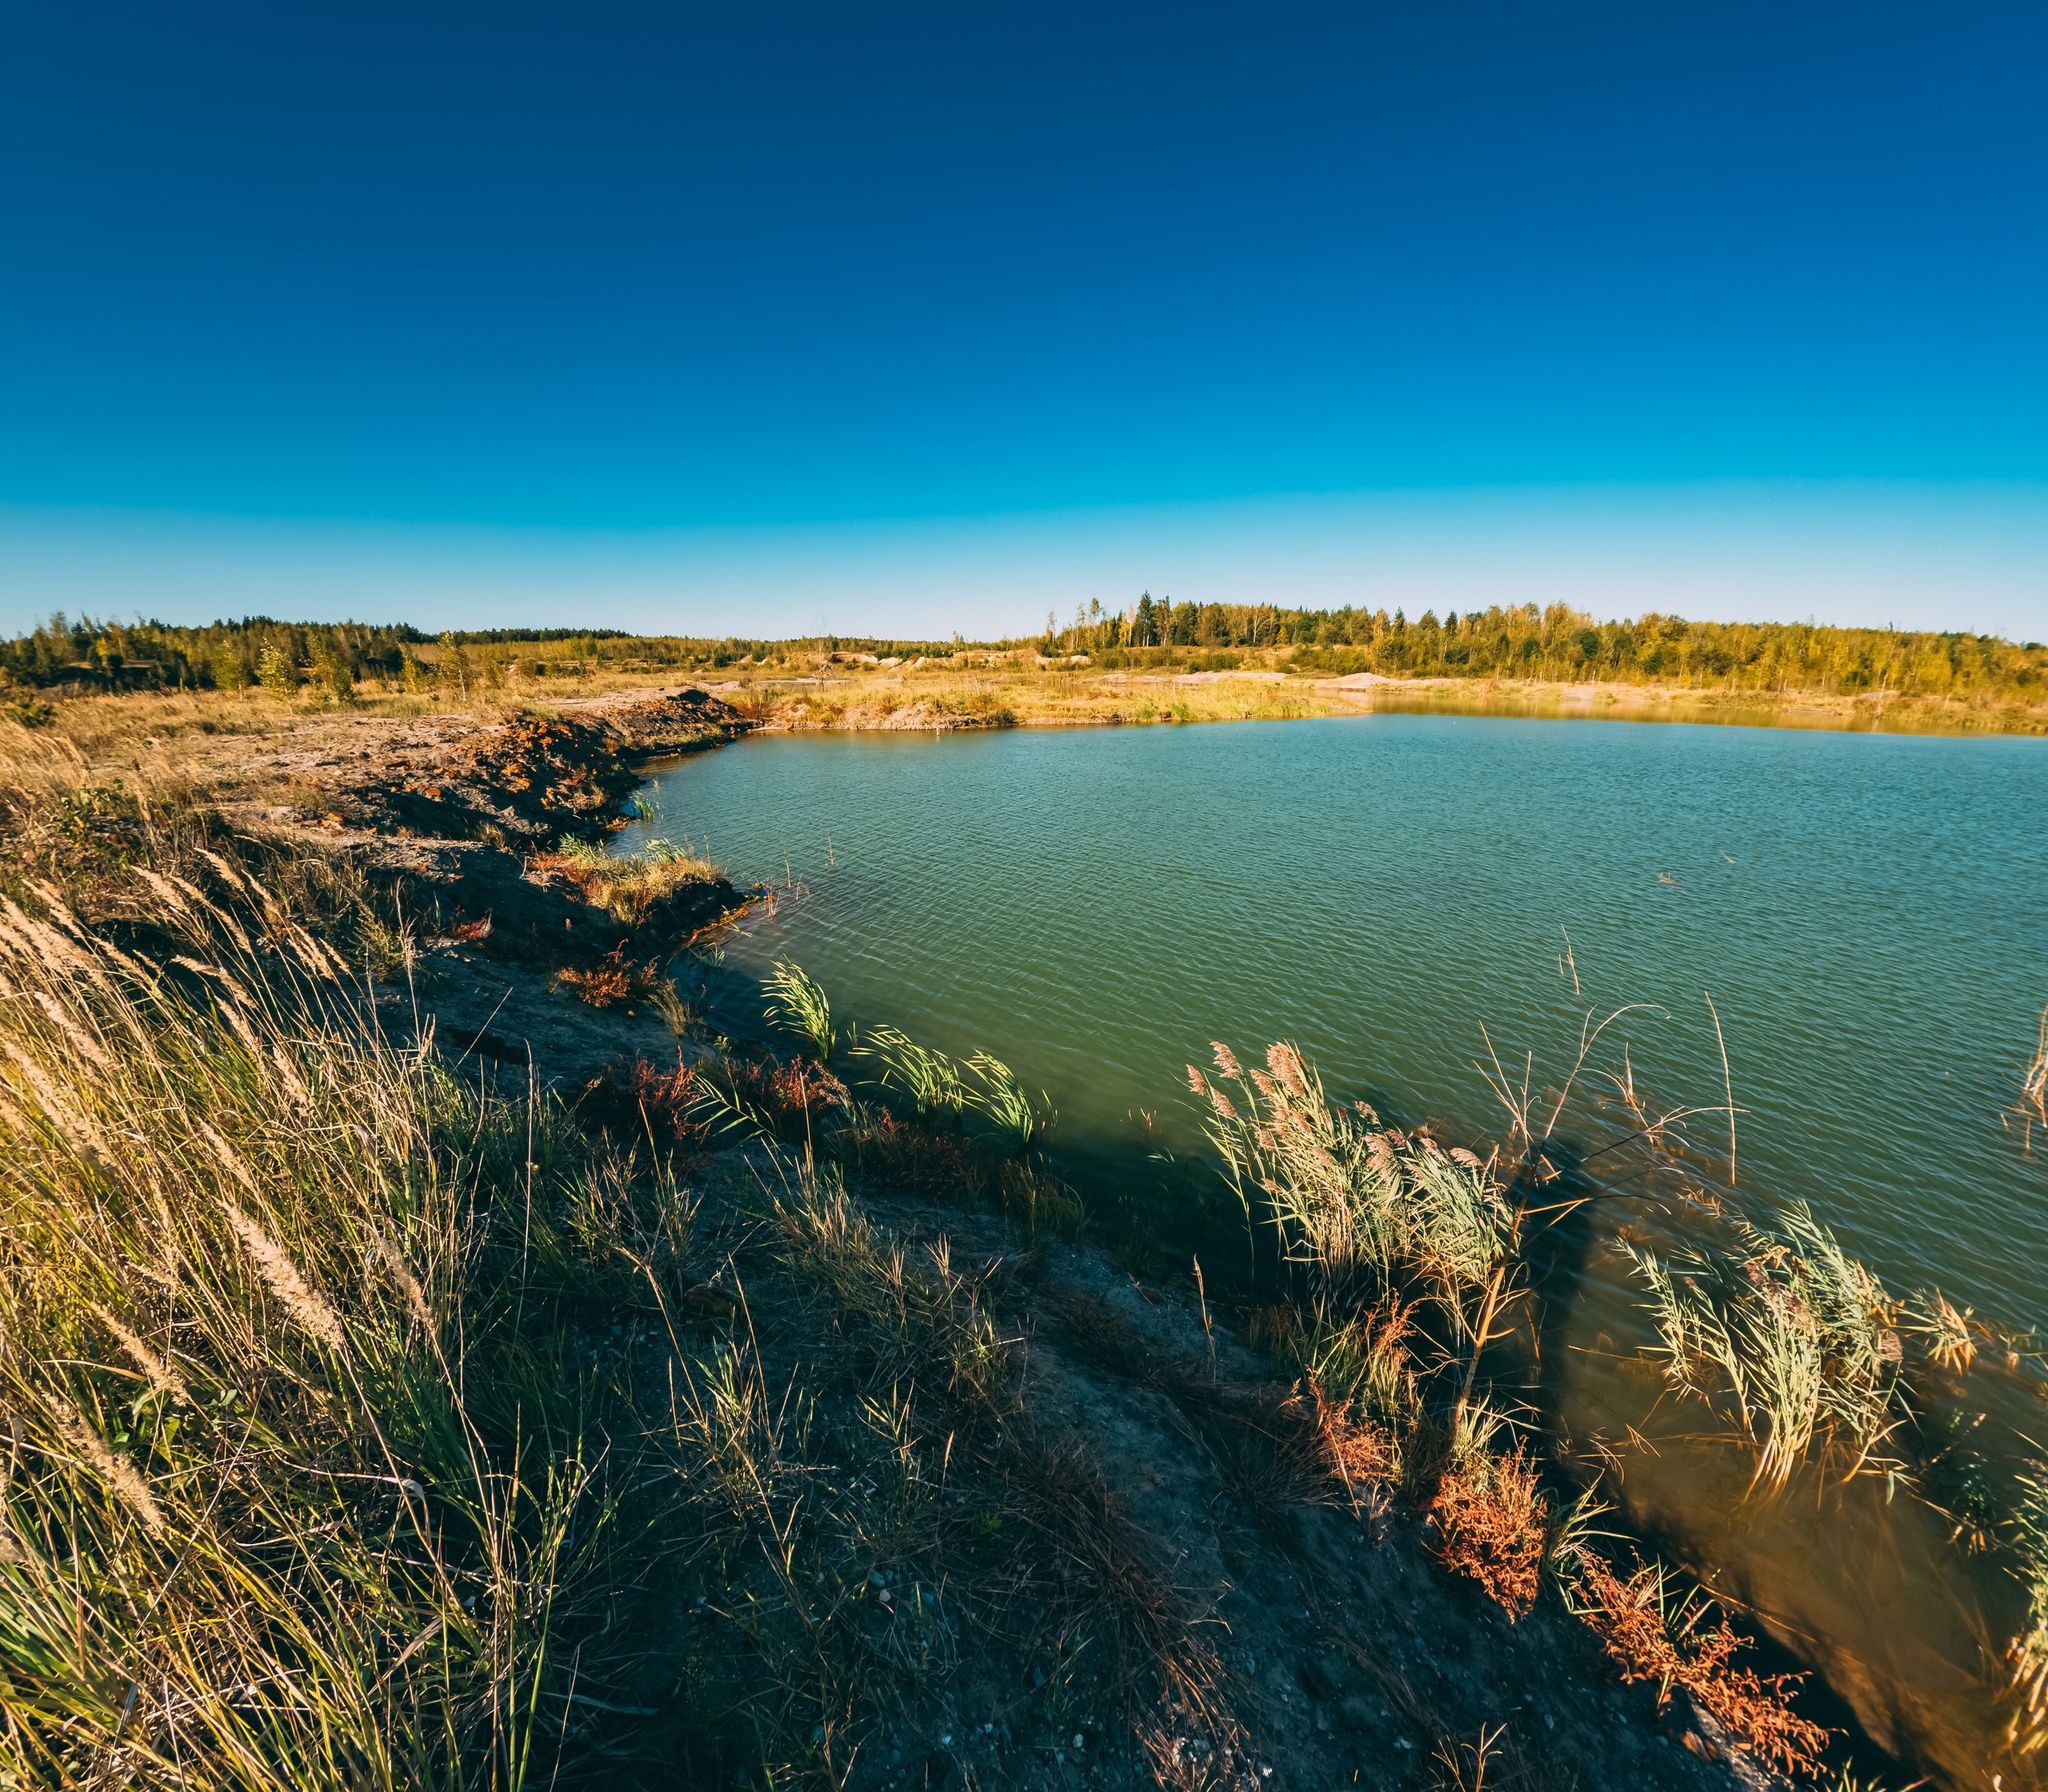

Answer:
[624,716,2048,1787]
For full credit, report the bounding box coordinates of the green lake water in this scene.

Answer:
[626,715,2048,1786]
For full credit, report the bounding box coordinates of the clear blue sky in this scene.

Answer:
[3,1,2044,637]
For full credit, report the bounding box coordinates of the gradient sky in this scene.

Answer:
[3,1,2044,637]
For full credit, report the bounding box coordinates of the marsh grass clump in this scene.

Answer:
[538,834,722,926]
[1193,1038,1579,1619]
[836,1022,1067,1230]
[851,1021,969,1117]
[1625,1203,1907,1489]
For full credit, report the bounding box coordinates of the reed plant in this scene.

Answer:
[1625,1204,1907,1490]
[762,957,833,1060]
[2016,1001,2048,1154]
[1190,1040,1518,1443]
[845,1017,1052,1153]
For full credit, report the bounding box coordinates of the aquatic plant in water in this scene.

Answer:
[848,1021,1052,1150]
[1192,1040,1518,1437]
[1625,1203,1905,1490]
[764,956,835,1059]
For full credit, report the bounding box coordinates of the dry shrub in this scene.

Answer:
[723,1053,851,1129]
[1312,1386,1397,1498]
[553,944,661,1008]
[624,1057,712,1149]
[1574,1555,1830,1777]
[1428,1445,1549,1619]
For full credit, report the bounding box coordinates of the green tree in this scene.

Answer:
[435,633,468,703]
[209,646,250,693]
[314,650,355,706]
[257,645,298,702]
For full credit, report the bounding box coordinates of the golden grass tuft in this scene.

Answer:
[222,1203,348,1353]
[54,1398,167,1536]
[536,835,722,925]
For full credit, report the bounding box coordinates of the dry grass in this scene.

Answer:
[0,850,1258,1786]
[0,865,662,1790]
[535,836,723,926]
[1427,1446,1550,1619]
[1567,1554,1831,1778]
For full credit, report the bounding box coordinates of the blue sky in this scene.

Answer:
[2,1,2044,638]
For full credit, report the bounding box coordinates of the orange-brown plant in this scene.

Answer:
[1573,1555,1830,1778]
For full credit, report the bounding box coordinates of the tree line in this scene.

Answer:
[3,606,2042,705]
[1042,595,2046,698]
[0,617,964,695]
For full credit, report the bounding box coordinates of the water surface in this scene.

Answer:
[634,718,2046,1320]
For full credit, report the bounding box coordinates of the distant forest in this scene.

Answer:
[0,617,797,695]
[1,602,2042,703]
[1043,594,2047,697]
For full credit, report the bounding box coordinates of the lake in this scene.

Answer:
[625,715,2048,1786]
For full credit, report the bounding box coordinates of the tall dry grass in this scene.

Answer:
[0,867,1247,1785]
[0,867,674,1790]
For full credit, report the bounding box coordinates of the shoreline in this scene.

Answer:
[734,667,2048,739]
[0,684,2001,1790]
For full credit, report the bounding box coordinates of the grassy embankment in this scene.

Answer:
[0,707,1255,1788]
[4,689,2044,1790]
